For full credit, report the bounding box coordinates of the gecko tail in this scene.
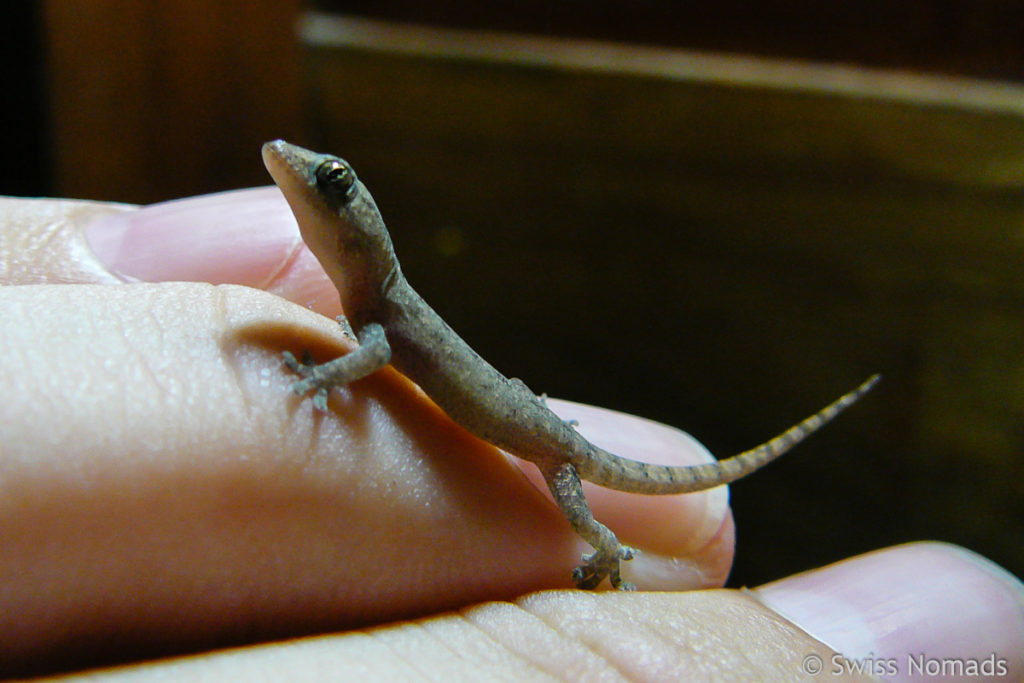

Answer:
[579,374,880,495]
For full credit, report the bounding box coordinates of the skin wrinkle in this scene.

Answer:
[578,598,672,678]
[579,595,685,680]
[70,204,137,283]
[258,231,308,294]
[419,614,519,677]
[0,198,130,285]
[379,619,466,681]
[461,601,592,682]
[216,285,274,429]
[515,592,634,680]
[452,608,555,680]
[135,308,174,412]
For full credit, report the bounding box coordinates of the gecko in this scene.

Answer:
[262,139,879,590]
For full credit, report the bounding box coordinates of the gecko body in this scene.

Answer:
[262,140,878,589]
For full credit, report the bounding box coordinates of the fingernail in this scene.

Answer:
[83,186,301,286]
[756,542,1024,681]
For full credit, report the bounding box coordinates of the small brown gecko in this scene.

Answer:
[262,140,879,590]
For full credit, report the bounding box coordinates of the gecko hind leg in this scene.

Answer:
[544,462,637,590]
[283,322,392,411]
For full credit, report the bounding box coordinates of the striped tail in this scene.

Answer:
[578,374,880,494]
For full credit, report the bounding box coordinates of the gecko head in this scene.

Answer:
[262,140,398,303]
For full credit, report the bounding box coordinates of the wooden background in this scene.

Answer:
[34,1,1024,587]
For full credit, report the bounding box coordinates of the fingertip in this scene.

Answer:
[529,398,735,590]
[81,187,342,315]
[755,542,1024,678]
[619,510,735,591]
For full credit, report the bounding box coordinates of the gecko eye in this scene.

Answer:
[315,158,358,202]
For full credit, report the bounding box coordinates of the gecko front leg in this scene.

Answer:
[544,462,637,590]
[285,322,391,410]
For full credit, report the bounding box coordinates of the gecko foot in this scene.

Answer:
[572,544,638,590]
[282,350,330,411]
[282,323,391,413]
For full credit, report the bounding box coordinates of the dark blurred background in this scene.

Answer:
[5,1,1023,588]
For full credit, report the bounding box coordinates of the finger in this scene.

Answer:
[0,192,341,316]
[0,283,571,673]
[755,541,1024,678]
[44,543,1023,682]
[35,590,846,681]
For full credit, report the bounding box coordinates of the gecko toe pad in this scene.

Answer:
[572,544,639,590]
[282,350,331,411]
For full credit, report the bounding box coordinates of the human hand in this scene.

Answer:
[2,192,1021,679]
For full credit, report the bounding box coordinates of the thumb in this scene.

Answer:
[0,191,340,315]
[755,542,1024,678]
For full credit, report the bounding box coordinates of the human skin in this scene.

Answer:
[1,191,1021,680]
